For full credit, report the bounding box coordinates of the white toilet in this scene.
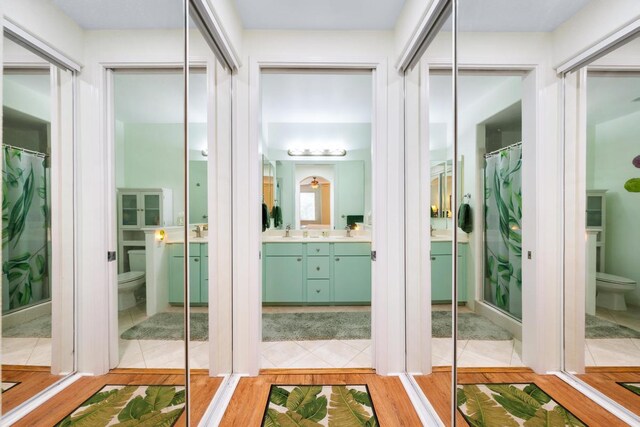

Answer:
[118,249,146,311]
[596,272,637,311]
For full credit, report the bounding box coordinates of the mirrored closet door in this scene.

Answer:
[1,23,76,418]
[402,2,456,422]
[563,26,640,421]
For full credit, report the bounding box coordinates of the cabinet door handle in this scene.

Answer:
[194,258,199,262]
[316,248,320,253]
[431,257,436,261]
[316,289,321,293]
[316,266,320,271]
[335,257,340,261]
[297,258,302,262]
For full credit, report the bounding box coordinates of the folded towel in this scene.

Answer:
[458,203,472,233]
[262,203,269,231]
[271,205,283,228]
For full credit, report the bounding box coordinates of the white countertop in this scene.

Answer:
[431,232,469,243]
[166,237,208,244]
[262,236,371,243]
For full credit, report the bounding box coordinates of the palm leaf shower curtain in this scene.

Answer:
[2,146,49,312]
[484,143,522,320]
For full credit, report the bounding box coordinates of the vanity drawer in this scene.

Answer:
[306,243,330,256]
[333,243,371,256]
[307,257,330,279]
[307,280,330,303]
[264,243,303,256]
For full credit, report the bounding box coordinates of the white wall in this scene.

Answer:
[552,0,640,67]
[588,110,640,305]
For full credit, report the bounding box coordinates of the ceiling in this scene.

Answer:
[588,75,640,126]
[113,72,206,123]
[52,0,184,30]
[51,0,591,33]
[440,0,592,32]
[236,0,405,30]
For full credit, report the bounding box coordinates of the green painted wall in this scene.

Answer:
[119,122,207,222]
[588,109,640,305]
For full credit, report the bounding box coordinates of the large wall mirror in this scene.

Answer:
[1,0,235,425]
[563,25,640,422]
[1,25,76,418]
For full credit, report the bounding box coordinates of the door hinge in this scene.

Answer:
[527,251,532,260]
[107,251,117,262]
[259,250,262,260]
[371,250,377,261]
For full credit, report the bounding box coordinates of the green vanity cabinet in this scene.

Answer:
[264,256,304,303]
[168,243,209,305]
[262,242,371,305]
[431,242,468,302]
[334,255,371,302]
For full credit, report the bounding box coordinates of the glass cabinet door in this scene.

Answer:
[586,195,603,227]
[143,193,161,226]
[120,193,140,227]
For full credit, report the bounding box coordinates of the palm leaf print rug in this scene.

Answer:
[262,384,378,426]
[55,384,185,426]
[1,381,20,393]
[619,382,640,396]
[457,383,585,426]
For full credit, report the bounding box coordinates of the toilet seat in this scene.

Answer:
[596,272,635,285]
[118,271,145,285]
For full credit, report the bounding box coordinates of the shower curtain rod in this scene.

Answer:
[484,141,522,158]
[3,144,48,158]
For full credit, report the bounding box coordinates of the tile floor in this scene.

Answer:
[260,305,372,369]
[1,337,52,366]
[585,305,640,366]
[7,302,638,369]
[117,303,209,369]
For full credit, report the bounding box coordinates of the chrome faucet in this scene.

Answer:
[195,224,203,238]
[345,225,352,238]
[285,224,291,237]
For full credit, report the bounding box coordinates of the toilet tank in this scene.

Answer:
[128,249,146,273]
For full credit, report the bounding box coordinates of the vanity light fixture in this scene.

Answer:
[287,148,347,157]
[310,177,319,189]
[155,229,166,242]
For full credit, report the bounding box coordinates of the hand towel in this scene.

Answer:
[458,203,473,233]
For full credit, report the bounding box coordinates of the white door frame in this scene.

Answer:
[241,56,396,375]
[102,59,231,375]
[404,60,547,373]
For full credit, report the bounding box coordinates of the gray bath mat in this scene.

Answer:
[121,313,208,341]
[586,315,640,338]
[2,315,51,338]
[432,312,513,340]
[262,312,371,341]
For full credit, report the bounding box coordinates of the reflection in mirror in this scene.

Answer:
[260,70,373,369]
[564,35,640,417]
[2,34,75,415]
[402,7,455,422]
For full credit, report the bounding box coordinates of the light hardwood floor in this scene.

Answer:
[1,365,63,414]
[11,369,222,426]
[220,370,422,426]
[415,367,631,426]
[578,367,640,417]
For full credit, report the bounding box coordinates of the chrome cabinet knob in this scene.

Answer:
[335,258,340,261]
[297,258,302,262]
[316,266,320,271]
[316,289,321,293]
